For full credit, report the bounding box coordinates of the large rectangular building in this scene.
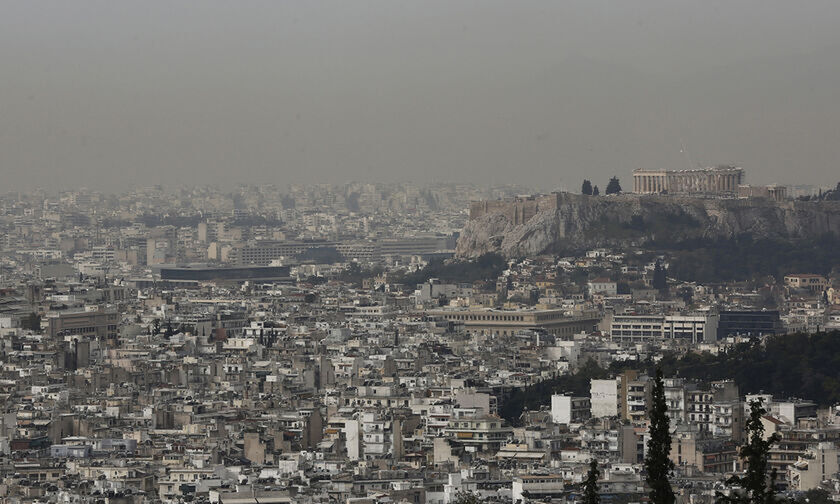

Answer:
[717,310,782,339]
[610,314,718,343]
[234,237,453,265]
[426,307,600,338]
[48,307,119,341]
[158,265,291,282]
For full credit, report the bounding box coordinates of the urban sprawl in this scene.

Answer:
[1,175,839,504]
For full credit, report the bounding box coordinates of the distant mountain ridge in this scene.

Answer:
[456,192,840,258]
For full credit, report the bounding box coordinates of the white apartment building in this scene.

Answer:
[551,394,591,425]
[591,379,620,418]
[611,314,719,343]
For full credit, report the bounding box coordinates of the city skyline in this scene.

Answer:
[3,3,840,502]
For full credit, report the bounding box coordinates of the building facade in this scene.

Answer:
[633,166,744,194]
[551,394,591,425]
[427,308,600,338]
[610,314,719,343]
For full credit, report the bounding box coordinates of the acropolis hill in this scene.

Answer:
[457,192,840,258]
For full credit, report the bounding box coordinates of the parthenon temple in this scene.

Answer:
[633,166,744,194]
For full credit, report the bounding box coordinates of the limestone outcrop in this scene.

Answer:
[456,193,840,258]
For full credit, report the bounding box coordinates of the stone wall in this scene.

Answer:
[469,193,560,224]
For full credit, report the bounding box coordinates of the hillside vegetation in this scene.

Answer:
[500,331,840,423]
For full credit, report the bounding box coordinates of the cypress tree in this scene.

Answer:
[583,459,601,504]
[716,399,780,504]
[582,180,593,195]
[645,367,675,504]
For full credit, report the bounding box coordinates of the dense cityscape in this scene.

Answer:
[6,1,840,502]
[1,174,840,503]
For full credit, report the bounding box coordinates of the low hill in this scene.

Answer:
[456,192,840,258]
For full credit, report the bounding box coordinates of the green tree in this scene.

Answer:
[398,252,507,286]
[306,275,328,285]
[498,358,608,424]
[716,399,780,504]
[582,180,593,195]
[795,489,833,504]
[583,459,601,504]
[21,312,41,331]
[677,286,693,305]
[652,261,668,291]
[606,176,623,194]
[645,367,675,504]
[453,491,483,504]
[593,185,600,196]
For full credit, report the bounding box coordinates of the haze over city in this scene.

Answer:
[5,4,840,504]
[3,1,840,190]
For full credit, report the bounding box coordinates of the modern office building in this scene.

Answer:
[610,314,718,343]
[717,310,782,339]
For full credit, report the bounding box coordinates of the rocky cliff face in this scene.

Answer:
[456,193,840,258]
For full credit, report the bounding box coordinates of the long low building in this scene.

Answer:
[717,310,782,339]
[232,236,455,265]
[425,307,600,337]
[157,265,291,282]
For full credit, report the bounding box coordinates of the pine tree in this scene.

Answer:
[583,459,601,504]
[582,180,593,195]
[645,367,675,504]
[716,399,780,504]
[606,176,622,194]
[593,185,600,196]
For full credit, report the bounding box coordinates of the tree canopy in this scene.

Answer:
[606,176,622,194]
[652,260,667,290]
[499,331,840,423]
[664,234,840,283]
[21,312,41,331]
[398,253,507,286]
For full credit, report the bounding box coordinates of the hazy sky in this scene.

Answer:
[2,1,840,191]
